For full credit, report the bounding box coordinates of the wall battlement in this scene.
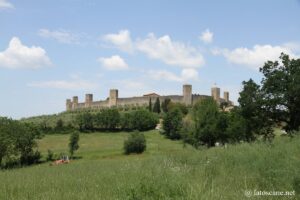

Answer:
[66,84,233,111]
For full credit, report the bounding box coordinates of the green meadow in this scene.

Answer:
[0,130,299,200]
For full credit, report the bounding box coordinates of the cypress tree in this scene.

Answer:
[148,98,152,112]
[153,97,161,113]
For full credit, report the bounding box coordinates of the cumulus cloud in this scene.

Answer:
[0,0,14,9]
[0,37,51,69]
[136,33,204,68]
[97,55,129,70]
[38,29,81,44]
[181,68,199,80]
[216,44,298,70]
[103,30,205,68]
[199,29,213,44]
[103,30,134,53]
[28,80,97,90]
[148,70,183,82]
[148,68,199,82]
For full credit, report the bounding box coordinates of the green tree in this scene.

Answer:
[162,108,183,139]
[225,108,247,143]
[238,79,273,141]
[191,98,222,147]
[76,112,94,131]
[153,97,161,113]
[101,109,120,130]
[55,119,64,131]
[148,98,152,112]
[131,109,159,131]
[161,98,171,113]
[260,53,300,133]
[69,131,80,158]
[167,102,188,115]
[0,117,14,165]
[0,118,41,167]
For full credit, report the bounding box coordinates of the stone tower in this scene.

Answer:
[109,89,118,107]
[66,99,72,111]
[224,91,229,102]
[72,96,78,109]
[183,84,192,105]
[85,94,93,108]
[211,87,220,102]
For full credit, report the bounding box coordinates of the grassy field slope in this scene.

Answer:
[0,130,299,200]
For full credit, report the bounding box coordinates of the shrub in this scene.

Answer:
[124,132,146,154]
[46,149,54,161]
[130,110,159,131]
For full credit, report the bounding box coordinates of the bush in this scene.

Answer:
[124,132,146,154]
[131,110,159,131]
[46,149,54,161]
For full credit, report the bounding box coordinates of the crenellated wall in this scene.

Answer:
[66,85,232,111]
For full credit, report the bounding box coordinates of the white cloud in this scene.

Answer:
[219,44,298,70]
[103,30,133,53]
[28,80,97,90]
[98,55,129,70]
[38,29,81,44]
[181,68,198,80]
[136,33,204,68]
[199,29,213,44]
[0,0,14,9]
[148,68,199,82]
[0,37,51,69]
[148,70,183,82]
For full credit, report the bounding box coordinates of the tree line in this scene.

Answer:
[76,108,159,132]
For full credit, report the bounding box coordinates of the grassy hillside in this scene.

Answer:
[0,130,299,200]
[20,111,77,128]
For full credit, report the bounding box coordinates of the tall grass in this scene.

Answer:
[0,131,299,200]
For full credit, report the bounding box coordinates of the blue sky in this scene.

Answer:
[0,0,300,119]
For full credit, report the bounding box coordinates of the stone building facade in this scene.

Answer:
[66,84,232,111]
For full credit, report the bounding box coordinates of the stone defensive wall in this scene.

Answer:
[66,84,232,111]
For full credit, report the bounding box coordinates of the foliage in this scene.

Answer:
[69,131,80,157]
[167,102,188,115]
[225,108,247,143]
[55,119,64,131]
[190,98,224,147]
[161,98,171,113]
[153,97,161,113]
[162,107,183,139]
[124,131,146,154]
[46,149,54,161]
[0,117,41,167]
[238,79,273,141]
[94,109,120,130]
[76,112,94,131]
[260,53,300,133]
[129,109,159,131]
[148,98,152,112]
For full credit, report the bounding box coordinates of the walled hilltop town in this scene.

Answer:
[66,84,233,111]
